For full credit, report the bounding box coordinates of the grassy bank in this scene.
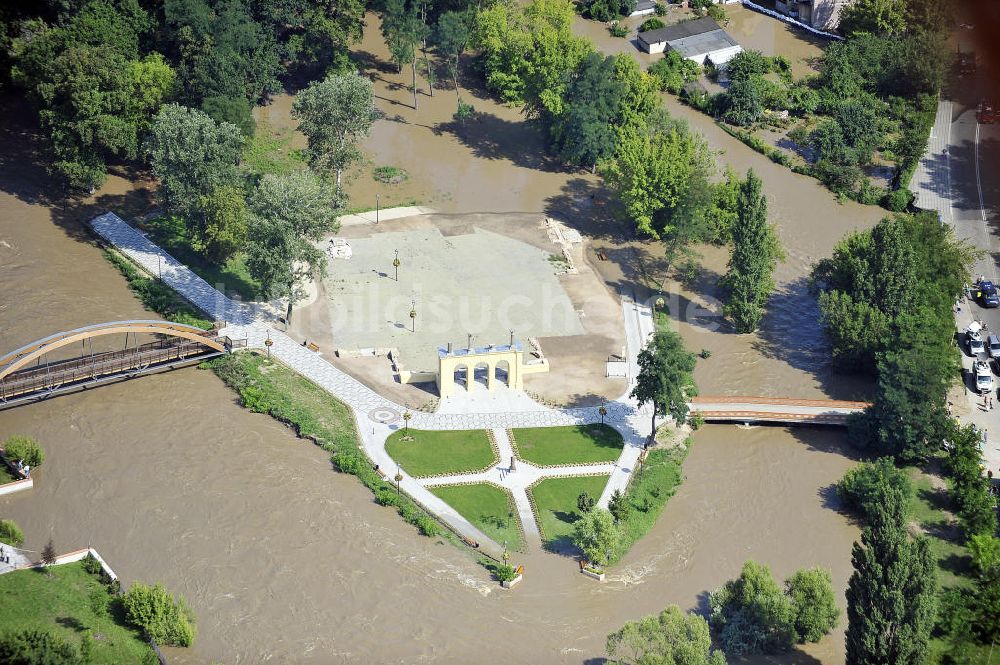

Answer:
[102,249,213,329]
[385,429,497,477]
[0,561,156,664]
[206,352,453,543]
[609,443,689,565]
[430,483,523,551]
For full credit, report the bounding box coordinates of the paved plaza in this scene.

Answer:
[322,228,584,370]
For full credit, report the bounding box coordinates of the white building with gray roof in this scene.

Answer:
[637,16,742,65]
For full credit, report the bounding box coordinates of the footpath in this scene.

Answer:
[89,212,654,556]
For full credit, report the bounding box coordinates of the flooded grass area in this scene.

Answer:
[385,429,497,477]
[429,483,524,551]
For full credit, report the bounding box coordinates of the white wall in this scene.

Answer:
[642,40,667,54]
[692,44,743,65]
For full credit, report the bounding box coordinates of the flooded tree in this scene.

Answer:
[607,605,725,665]
[631,329,697,435]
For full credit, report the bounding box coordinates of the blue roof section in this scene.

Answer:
[438,342,523,358]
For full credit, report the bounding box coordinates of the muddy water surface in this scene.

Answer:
[0,13,880,662]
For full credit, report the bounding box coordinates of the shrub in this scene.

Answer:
[837,457,912,521]
[414,515,440,537]
[654,1,667,15]
[883,186,913,212]
[374,487,400,506]
[3,436,44,468]
[639,17,665,31]
[493,563,518,582]
[454,100,476,124]
[122,582,197,647]
[706,4,725,22]
[372,166,409,184]
[82,553,102,576]
[239,385,271,413]
[0,519,24,547]
[0,629,81,665]
[608,21,628,38]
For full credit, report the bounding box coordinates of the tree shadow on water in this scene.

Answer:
[433,111,566,172]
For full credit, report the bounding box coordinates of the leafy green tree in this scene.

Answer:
[245,172,340,322]
[969,535,1000,576]
[837,457,913,521]
[631,328,697,434]
[945,424,999,539]
[722,75,767,127]
[724,49,770,83]
[577,491,595,514]
[586,0,636,22]
[816,291,892,370]
[3,436,45,468]
[195,185,248,264]
[709,560,796,655]
[838,0,908,37]
[147,104,243,223]
[602,111,713,240]
[550,53,622,170]
[648,50,700,94]
[606,605,726,665]
[571,508,620,567]
[473,0,591,114]
[846,486,937,664]
[608,489,630,524]
[292,73,375,193]
[200,96,255,137]
[0,629,82,665]
[122,582,196,647]
[382,0,427,109]
[434,10,473,100]
[722,170,782,332]
[786,567,840,642]
[274,0,367,78]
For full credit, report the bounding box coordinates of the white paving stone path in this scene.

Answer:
[89,212,655,556]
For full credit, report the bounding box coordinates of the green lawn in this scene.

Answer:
[530,475,611,550]
[511,424,623,466]
[0,562,156,664]
[430,483,523,551]
[611,445,688,564]
[905,468,973,589]
[385,429,497,477]
[143,216,261,301]
[242,125,306,178]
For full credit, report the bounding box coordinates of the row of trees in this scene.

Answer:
[3,0,368,189]
[813,211,974,461]
[143,73,376,317]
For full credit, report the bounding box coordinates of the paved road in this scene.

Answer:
[910,20,1000,474]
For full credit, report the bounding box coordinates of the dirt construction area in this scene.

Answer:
[290,213,627,407]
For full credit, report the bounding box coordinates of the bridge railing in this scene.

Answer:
[0,337,226,401]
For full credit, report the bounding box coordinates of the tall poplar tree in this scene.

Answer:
[845,487,937,664]
[722,170,783,333]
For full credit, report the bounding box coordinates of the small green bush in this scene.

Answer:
[0,629,81,665]
[493,563,518,582]
[122,582,196,647]
[639,17,665,31]
[82,553,102,576]
[608,21,628,37]
[706,4,725,22]
[0,519,25,547]
[3,436,44,468]
[374,487,400,506]
[653,1,667,15]
[372,166,409,184]
[883,186,913,212]
[239,385,271,413]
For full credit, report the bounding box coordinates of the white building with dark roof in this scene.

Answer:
[637,16,742,64]
[629,0,657,17]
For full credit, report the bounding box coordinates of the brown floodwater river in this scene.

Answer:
[1,13,883,662]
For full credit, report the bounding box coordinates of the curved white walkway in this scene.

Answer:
[89,212,654,555]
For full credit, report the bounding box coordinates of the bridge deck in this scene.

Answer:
[689,396,870,426]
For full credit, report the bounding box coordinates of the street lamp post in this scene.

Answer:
[599,404,607,425]
[409,298,416,332]
[393,249,400,281]
[394,466,403,495]
[403,406,412,434]
[376,193,380,225]
[264,330,273,359]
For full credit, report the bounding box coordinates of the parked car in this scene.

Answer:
[988,334,1000,360]
[975,360,994,392]
[974,280,1000,307]
[967,322,986,356]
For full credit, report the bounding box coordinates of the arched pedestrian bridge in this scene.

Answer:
[0,320,241,410]
[688,396,870,426]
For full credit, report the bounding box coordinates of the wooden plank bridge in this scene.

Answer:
[688,396,870,426]
[0,321,241,410]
